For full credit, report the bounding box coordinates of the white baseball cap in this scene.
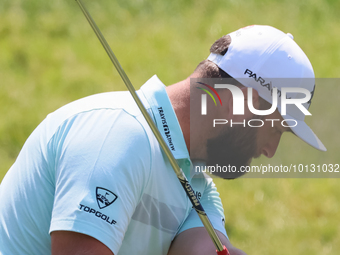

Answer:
[208,25,326,151]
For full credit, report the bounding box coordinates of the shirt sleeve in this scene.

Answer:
[176,174,228,239]
[48,109,151,254]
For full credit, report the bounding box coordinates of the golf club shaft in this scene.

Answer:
[75,0,226,252]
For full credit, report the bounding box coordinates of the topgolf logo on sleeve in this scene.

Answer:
[78,187,118,226]
[96,187,118,209]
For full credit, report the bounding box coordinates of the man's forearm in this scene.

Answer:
[168,228,247,255]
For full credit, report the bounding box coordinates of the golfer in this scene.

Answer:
[0,25,325,255]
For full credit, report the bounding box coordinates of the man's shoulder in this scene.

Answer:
[38,90,149,143]
[50,90,142,120]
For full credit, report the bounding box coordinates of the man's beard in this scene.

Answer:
[206,123,259,179]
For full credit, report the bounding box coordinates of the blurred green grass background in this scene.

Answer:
[0,0,339,254]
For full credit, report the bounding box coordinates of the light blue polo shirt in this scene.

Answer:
[0,75,227,255]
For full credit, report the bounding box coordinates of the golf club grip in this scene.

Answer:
[217,246,231,255]
[75,0,228,253]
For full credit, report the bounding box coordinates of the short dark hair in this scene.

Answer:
[194,35,232,78]
[195,34,271,110]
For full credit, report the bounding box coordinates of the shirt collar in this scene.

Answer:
[138,75,197,178]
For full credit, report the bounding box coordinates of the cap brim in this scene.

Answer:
[282,114,327,151]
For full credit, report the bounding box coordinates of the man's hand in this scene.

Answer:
[51,231,114,255]
[167,227,247,255]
